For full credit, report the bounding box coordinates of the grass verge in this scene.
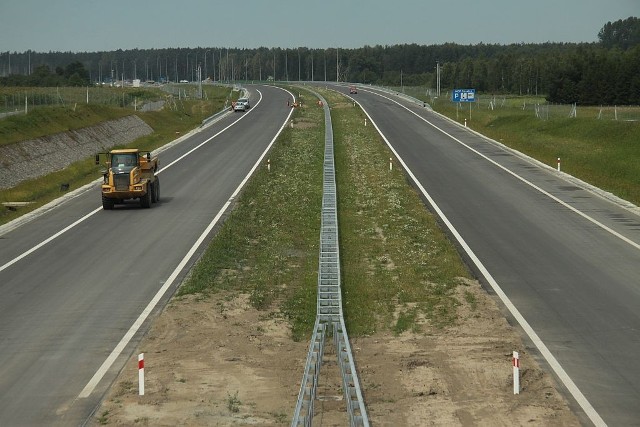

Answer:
[0,85,234,226]
[428,95,640,205]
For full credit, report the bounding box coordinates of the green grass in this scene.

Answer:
[424,93,640,205]
[0,86,179,145]
[327,90,470,335]
[96,410,110,425]
[0,104,132,146]
[0,85,234,225]
[178,86,471,340]
[178,88,323,341]
[226,391,241,413]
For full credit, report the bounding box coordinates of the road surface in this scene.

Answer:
[0,85,294,426]
[330,84,640,426]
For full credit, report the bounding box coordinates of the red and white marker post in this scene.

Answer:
[557,157,561,172]
[138,353,145,396]
[513,351,520,395]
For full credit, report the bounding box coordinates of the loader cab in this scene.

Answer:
[111,152,139,173]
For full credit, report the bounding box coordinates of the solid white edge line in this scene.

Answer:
[0,207,102,273]
[353,91,607,427]
[0,92,263,273]
[366,89,640,251]
[78,86,295,399]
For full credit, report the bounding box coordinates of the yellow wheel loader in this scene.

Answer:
[96,149,159,210]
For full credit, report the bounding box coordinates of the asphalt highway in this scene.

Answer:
[3,82,639,426]
[327,84,640,426]
[0,85,294,425]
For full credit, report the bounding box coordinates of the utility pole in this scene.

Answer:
[186,53,190,81]
[324,50,326,81]
[336,48,339,82]
[436,61,441,97]
[204,50,210,80]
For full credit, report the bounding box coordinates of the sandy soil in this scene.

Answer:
[92,276,581,426]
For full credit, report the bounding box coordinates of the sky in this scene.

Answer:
[0,0,637,53]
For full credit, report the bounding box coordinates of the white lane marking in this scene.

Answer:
[158,90,263,173]
[0,91,264,274]
[364,89,640,252]
[0,207,102,273]
[78,87,295,398]
[354,91,607,427]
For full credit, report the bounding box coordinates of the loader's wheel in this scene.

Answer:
[102,195,115,210]
[140,186,152,208]
[154,178,160,203]
[151,179,160,203]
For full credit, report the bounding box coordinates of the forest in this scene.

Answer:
[0,16,638,105]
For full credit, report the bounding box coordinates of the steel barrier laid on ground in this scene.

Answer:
[291,90,369,427]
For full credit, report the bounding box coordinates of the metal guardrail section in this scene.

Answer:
[334,320,368,425]
[291,91,369,427]
[291,320,326,424]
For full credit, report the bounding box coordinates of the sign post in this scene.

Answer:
[138,353,145,396]
[452,89,476,122]
[513,351,520,395]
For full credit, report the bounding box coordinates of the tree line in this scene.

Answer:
[1,17,638,105]
[0,61,90,87]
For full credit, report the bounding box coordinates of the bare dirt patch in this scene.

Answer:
[92,279,580,426]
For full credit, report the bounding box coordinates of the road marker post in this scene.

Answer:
[513,351,520,395]
[557,157,561,172]
[267,159,271,172]
[365,118,367,127]
[138,353,145,396]
[389,157,393,171]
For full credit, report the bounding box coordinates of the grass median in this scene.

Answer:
[178,86,472,340]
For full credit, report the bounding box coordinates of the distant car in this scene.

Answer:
[233,101,246,112]
[349,86,357,94]
[237,97,250,109]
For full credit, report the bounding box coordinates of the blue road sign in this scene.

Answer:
[452,89,476,102]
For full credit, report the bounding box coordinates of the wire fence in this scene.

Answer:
[397,87,640,122]
[0,83,236,116]
[0,85,198,114]
[0,87,156,113]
